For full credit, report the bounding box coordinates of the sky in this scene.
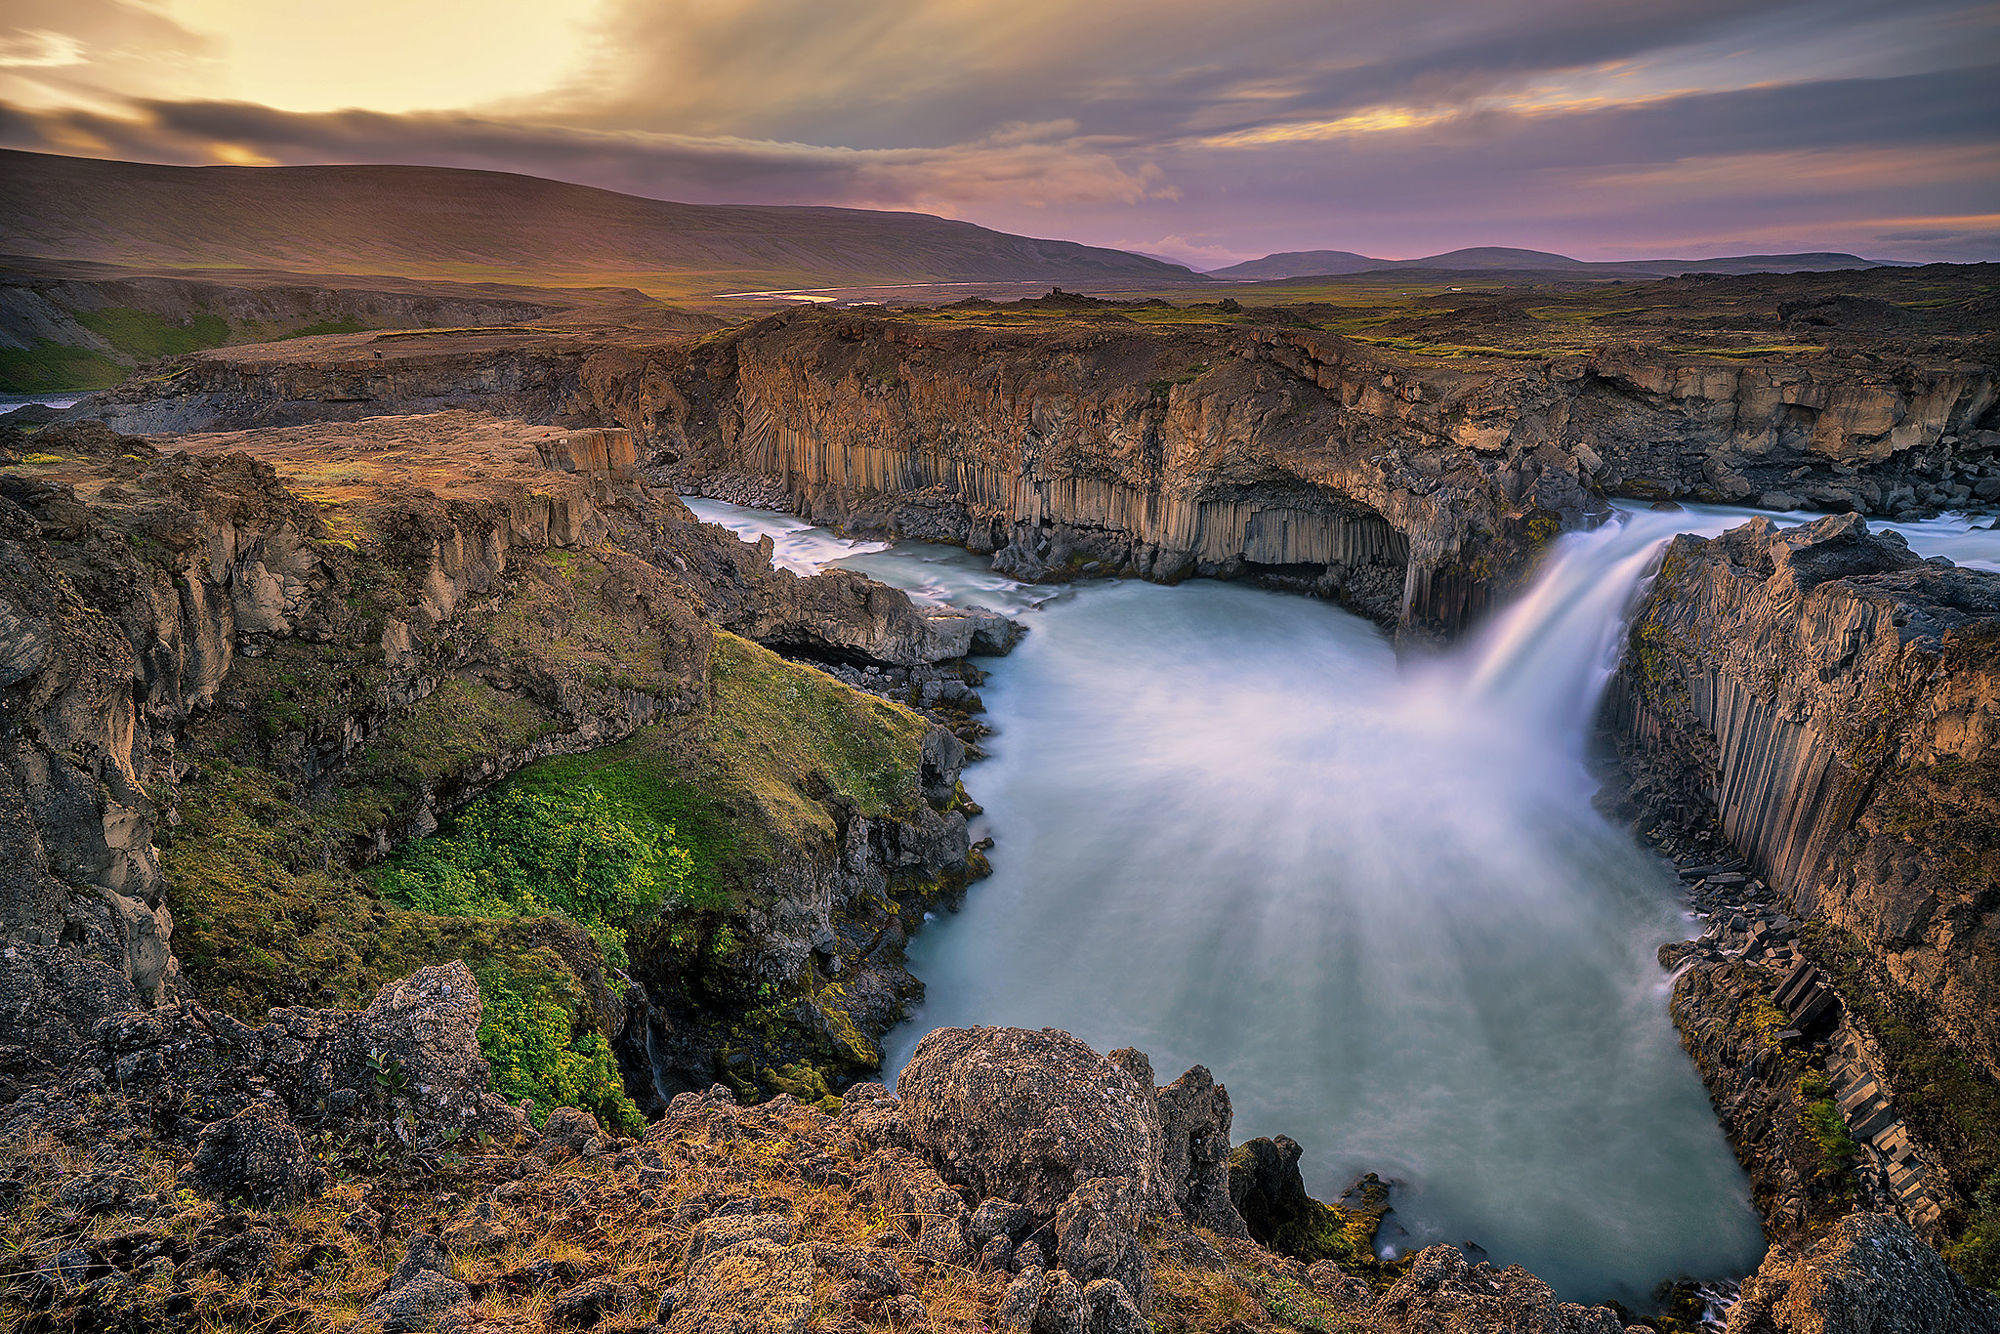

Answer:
[1,0,1997,269]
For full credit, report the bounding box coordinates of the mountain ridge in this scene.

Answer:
[1207,244,1892,281]
[0,149,1198,298]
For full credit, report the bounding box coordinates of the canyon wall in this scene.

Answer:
[86,311,1998,638]
[600,315,1996,636]
[1610,515,2000,1083]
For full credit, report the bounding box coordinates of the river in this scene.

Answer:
[682,494,1997,1305]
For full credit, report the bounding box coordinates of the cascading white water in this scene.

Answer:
[681,494,1996,1305]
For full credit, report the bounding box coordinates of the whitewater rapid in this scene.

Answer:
[680,494,1996,1304]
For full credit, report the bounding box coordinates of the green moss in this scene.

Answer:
[375,786,693,969]
[0,341,124,392]
[76,307,230,360]
[512,633,928,901]
[327,676,559,834]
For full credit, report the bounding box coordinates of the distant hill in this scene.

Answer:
[1206,250,1379,280]
[0,151,1198,298]
[1206,246,1889,281]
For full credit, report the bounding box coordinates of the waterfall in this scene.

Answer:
[1440,508,1710,752]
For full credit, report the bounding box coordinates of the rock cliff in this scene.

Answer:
[0,411,1004,1115]
[81,304,1998,640]
[1611,516,1999,1079]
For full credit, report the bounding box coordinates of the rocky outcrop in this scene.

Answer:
[0,411,1009,1112]
[1662,960,1863,1240]
[1610,515,2000,1080]
[613,315,1992,638]
[1371,1245,1631,1334]
[6,986,1988,1333]
[1726,1213,2000,1334]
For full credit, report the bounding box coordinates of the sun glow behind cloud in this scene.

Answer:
[1,0,1995,266]
[160,0,610,113]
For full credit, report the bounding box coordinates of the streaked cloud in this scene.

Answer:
[1,0,1995,266]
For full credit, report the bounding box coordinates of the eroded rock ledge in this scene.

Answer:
[9,989,1989,1333]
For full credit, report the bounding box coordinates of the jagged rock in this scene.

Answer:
[439,1199,507,1250]
[1081,1277,1149,1334]
[688,1211,797,1258]
[1033,1268,1087,1334]
[1306,1258,1371,1305]
[88,961,528,1149]
[1726,1213,2000,1334]
[366,1271,472,1334]
[1053,1178,1152,1307]
[1371,1243,1630,1333]
[389,1233,456,1288]
[1156,1063,1249,1237]
[187,1104,327,1206]
[1227,1134,1351,1259]
[998,1266,1047,1331]
[187,1229,274,1280]
[535,1105,606,1160]
[812,1242,904,1297]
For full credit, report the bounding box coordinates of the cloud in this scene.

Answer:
[0,0,1994,262]
[0,30,86,68]
[0,98,1175,212]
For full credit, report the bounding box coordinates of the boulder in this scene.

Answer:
[367,1233,470,1334]
[1156,1063,1248,1237]
[546,1277,644,1327]
[664,1237,814,1334]
[896,1026,1163,1215]
[187,1104,327,1207]
[1227,1135,1347,1259]
[365,1271,472,1334]
[1725,1213,2000,1334]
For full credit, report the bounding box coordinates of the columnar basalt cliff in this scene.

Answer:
[1610,516,1999,1079]
[1609,514,2000,1272]
[84,305,1998,638]
[583,316,1998,637]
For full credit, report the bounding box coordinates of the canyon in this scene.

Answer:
[2,268,1998,1332]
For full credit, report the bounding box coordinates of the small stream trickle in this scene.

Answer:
[680,494,1997,1305]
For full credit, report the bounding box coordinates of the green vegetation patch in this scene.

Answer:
[511,632,930,901]
[376,787,694,970]
[0,341,124,392]
[475,959,644,1134]
[1796,1072,1861,1186]
[76,306,230,359]
[1947,1171,2000,1293]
